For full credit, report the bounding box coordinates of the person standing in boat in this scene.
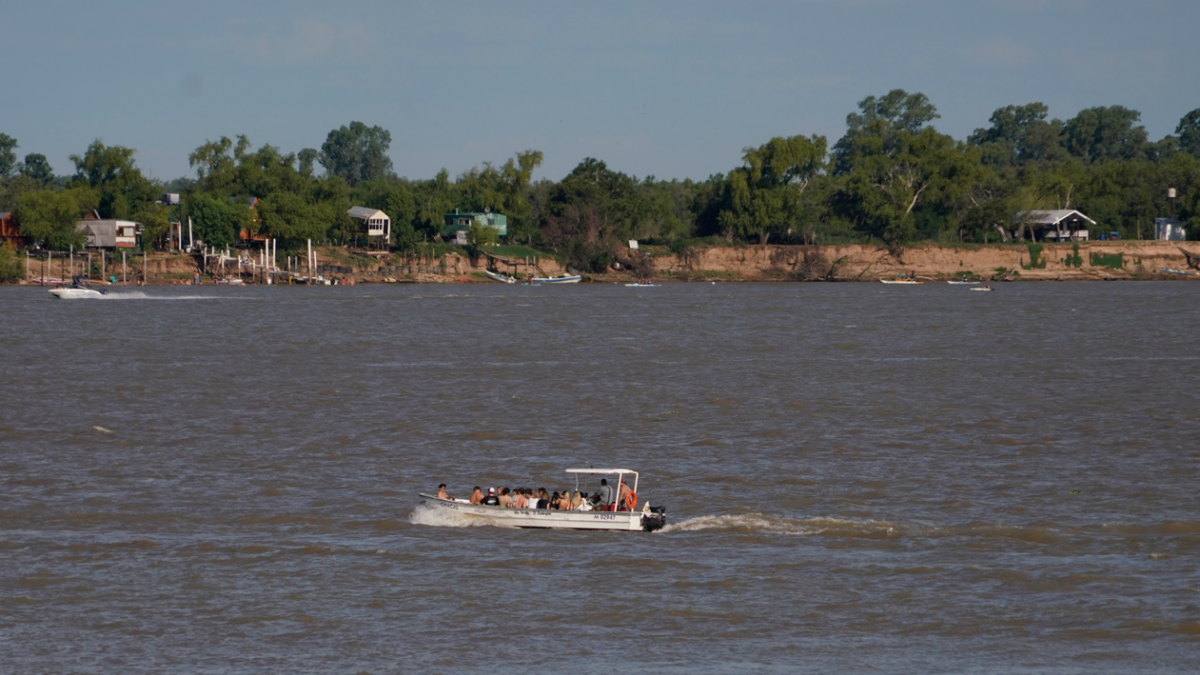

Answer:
[617,479,632,511]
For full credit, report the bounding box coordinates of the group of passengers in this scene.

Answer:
[437,478,635,512]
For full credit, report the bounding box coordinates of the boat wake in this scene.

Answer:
[661,513,898,538]
[101,291,247,301]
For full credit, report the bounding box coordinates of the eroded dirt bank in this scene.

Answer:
[639,241,1200,281]
[15,241,1200,284]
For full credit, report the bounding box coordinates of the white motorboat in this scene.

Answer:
[969,286,993,292]
[416,468,666,532]
[624,281,659,287]
[531,274,582,284]
[484,270,517,284]
[880,279,922,284]
[49,287,106,299]
[947,280,981,285]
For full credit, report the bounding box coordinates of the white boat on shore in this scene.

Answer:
[416,468,666,532]
[484,270,517,284]
[531,274,582,284]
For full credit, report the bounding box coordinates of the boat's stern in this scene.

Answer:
[640,506,667,532]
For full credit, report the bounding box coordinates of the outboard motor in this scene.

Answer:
[640,505,667,532]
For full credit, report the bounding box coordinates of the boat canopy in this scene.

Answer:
[565,468,637,475]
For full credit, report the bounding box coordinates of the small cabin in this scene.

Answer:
[78,219,138,248]
[347,206,391,239]
[1014,210,1094,242]
[1155,218,1187,241]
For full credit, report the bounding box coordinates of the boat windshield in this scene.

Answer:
[565,469,639,503]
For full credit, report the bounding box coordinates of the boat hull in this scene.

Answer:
[417,494,664,531]
[531,275,581,284]
[484,270,517,284]
[48,288,105,299]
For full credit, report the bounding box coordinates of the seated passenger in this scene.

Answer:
[436,484,452,500]
[570,491,584,510]
[469,486,484,505]
[549,491,561,509]
[482,487,500,506]
[597,479,614,511]
[556,491,572,510]
[512,488,528,509]
[498,487,513,508]
[537,488,550,509]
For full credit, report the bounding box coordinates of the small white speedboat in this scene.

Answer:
[48,287,106,299]
[531,274,582,284]
[416,468,666,532]
[484,270,517,284]
[947,280,980,285]
[969,286,993,292]
[625,281,659,287]
[880,279,922,284]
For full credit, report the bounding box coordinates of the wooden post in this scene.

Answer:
[69,245,73,278]
[122,250,127,283]
[101,250,106,280]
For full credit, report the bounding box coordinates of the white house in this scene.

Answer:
[1014,210,1094,242]
[347,206,391,241]
[77,219,138,248]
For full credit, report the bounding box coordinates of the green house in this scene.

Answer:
[442,210,507,240]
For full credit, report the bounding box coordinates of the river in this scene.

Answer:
[1,281,1197,673]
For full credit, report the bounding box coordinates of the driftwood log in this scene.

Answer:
[1179,247,1200,271]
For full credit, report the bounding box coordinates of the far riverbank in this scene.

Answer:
[10,240,1200,285]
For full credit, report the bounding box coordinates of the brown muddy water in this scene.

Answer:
[1,282,1198,674]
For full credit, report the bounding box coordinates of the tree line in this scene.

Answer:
[2,90,1198,272]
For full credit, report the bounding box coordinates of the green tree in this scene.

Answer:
[717,134,828,244]
[968,103,1068,166]
[1177,108,1200,158]
[1062,106,1148,162]
[297,148,319,177]
[832,89,940,173]
[19,153,54,184]
[838,126,981,247]
[14,188,95,249]
[189,195,241,249]
[0,133,17,179]
[319,122,393,187]
[69,140,157,219]
[132,202,172,249]
[258,192,325,243]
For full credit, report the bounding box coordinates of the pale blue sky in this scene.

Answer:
[2,0,1197,183]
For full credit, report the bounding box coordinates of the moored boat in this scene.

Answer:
[416,468,666,532]
[880,279,922,284]
[484,270,517,284]
[531,274,582,284]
